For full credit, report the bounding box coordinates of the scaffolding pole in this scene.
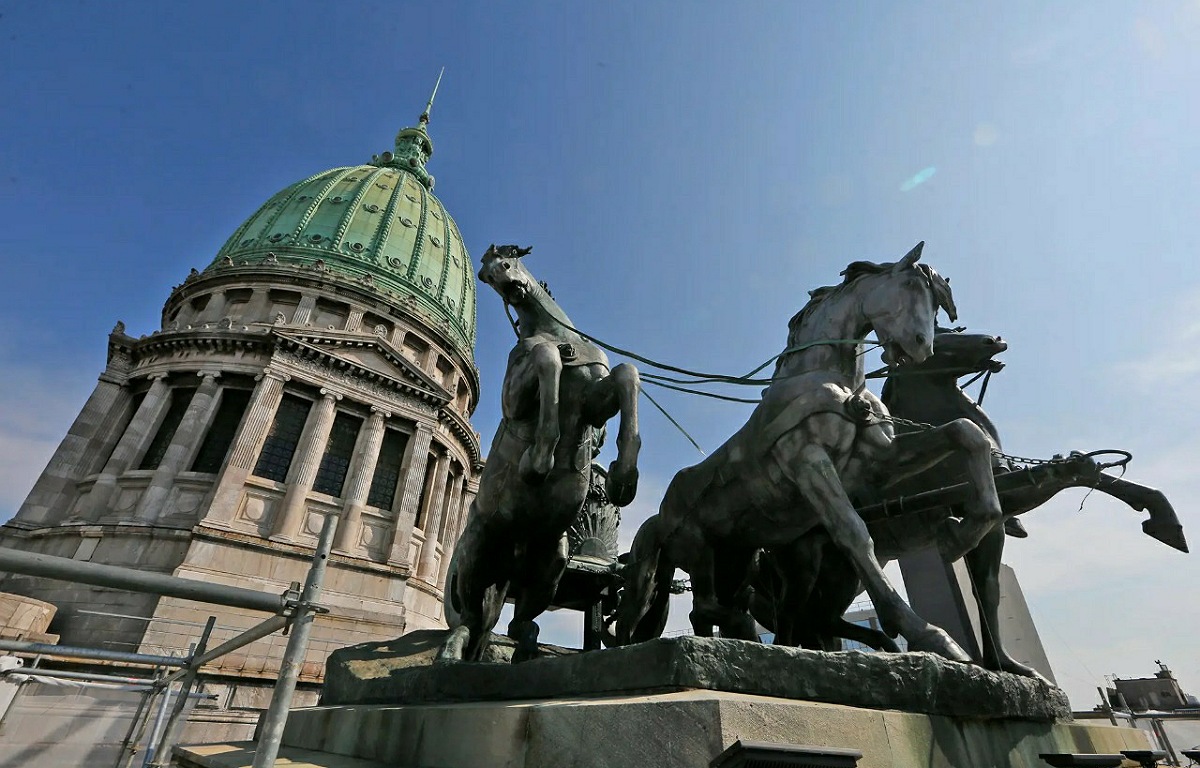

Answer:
[148,616,215,768]
[252,513,337,768]
[0,640,186,668]
[0,547,286,613]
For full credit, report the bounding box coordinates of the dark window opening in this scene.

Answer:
[312,412,363,497]
[414,455,437,529]
[138,388,196,470]
[367,429,409,510]
[252,394,311,482]
[190,389,252,474]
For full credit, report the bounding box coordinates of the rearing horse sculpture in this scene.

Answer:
[753,327,1186,678]
[438,244,641,663]
[617,243,1000,662]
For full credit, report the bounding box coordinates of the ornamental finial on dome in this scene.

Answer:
[420,67,444,127]
[375,68,445,190]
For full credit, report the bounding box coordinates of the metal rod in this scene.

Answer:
[122,675,167,768]
[252,514,337,768]
[115,687,154,768]
[142,682,175,768]
[0,546,286,614]
[77,609,235,632]
[162,614,289,684]
[149,616,215,768]
[4,667,157,686]
[0,639,186,668]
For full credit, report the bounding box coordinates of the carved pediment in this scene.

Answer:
[273,330,452,403]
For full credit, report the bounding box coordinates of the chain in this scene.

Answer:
[880,414,1075,468]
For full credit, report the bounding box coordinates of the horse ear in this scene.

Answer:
[893,241,924,271]
[484,244,497,258]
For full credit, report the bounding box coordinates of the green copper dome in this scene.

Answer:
[208,107,476,355]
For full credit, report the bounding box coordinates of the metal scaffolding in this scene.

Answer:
[0,514,338,767]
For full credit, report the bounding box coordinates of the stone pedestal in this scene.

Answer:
[175,635,1152,768]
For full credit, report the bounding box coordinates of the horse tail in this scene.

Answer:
[616,514,674,645]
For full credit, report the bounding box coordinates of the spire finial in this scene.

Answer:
[420,67,444,125]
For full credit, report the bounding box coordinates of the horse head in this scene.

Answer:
[853,242,957,368]
[921,328,1007,379]
[479,244,536,305]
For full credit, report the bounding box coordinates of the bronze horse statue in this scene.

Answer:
[438,244,641,663]
[753,327,1187,678]
[616,243,1004,662]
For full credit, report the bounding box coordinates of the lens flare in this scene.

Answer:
[900,166,937,192]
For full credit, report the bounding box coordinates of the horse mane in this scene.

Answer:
[784,259,957,345]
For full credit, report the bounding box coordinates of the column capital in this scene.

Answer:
[318,389,342,402]
[197,370,222,382]
[258,368,290,383]
[146,372,170,382]
[368,406,391,421]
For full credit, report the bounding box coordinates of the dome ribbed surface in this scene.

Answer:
[210,163,475,354]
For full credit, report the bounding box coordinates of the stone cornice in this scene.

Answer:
[161,263,480,395]
[272,331,449,406]
[438,406,482,469]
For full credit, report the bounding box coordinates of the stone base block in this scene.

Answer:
[324,633,1069,721]
[175,691,1152,768]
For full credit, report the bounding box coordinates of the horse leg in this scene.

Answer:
[772,535,826,647]
[518,344,562,482]
[437,517,508,662]
[508,534,569,662]
[783,441,971,663]
[963,528,1047,680]
[880,419,1003,562]
[829,618,901,652]
[687,545,753,638]
[714,545,760,641]
[583,363,641,506]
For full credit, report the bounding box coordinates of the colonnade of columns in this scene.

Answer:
[197,368,476,575]
[14,357,477,581]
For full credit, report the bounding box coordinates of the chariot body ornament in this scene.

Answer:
[438,244,641,663]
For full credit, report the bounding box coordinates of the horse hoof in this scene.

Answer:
[907,625,972,664]
[605,461,639,507]
[997,657,1051,683]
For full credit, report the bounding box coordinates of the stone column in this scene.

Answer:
[390,327,407,349]
[436,473,466,588]
[203,370,288,526]
[387,425,433,567]
[200,290,227,325]
[415,452,450,582]
[242,288,272,325]
[270,390,340,541]
[345,308,365,333]
[15,374,129,528]
[80,375,171,520]
[455,489,477,541]
[133,372,222,522]
[291,295,316,325]
[333,407,389,554]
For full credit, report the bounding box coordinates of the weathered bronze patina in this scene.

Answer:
[438,245,640,663]
[755,327,1185,678]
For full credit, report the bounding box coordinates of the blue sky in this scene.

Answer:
[2,2,1199,708]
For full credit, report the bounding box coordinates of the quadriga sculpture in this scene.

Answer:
[755,327,1185,677]
[438,245,641,663]
[617,243,999,662]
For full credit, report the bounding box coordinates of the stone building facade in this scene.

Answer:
[0,103,481,732]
